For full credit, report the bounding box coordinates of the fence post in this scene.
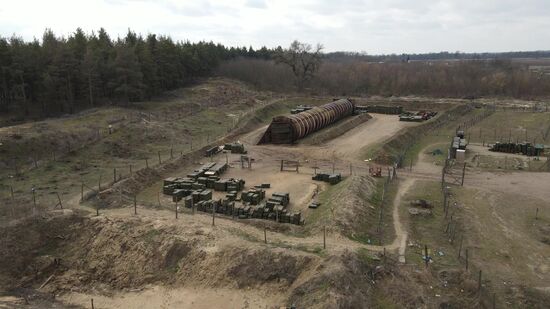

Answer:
[170,147,173,159]
[91,298,94,309]
[158,151,162,165]
[56,192,63,209]
[264,227,267,244]
[129,165,132,176]
[212,204,216,226]
[32,189,37,212]
[145,158,149,169]
[424,245,429,267]
[175,200,178,219]
[461,163,466,186]
[134,195,137,215]
[478,270,482,293]
[458,236,463,258]
[113,168,117,183]
[81,183,84,201]
[98,175,102,192]
[158,192,161,207]
[323,226,326,249]
[535,208,539,220]
[466,248,469,270]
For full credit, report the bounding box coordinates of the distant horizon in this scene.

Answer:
[2,28,550,58]
[2,0,550,54]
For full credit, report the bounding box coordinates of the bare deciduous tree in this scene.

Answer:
[275,40,323,90]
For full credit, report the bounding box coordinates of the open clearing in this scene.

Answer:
[1,79,549,308]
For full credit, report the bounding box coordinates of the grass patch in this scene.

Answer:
[351,178,397,245]
[467,110,550,145]
[401,180,461,268]
[304,177,351,230]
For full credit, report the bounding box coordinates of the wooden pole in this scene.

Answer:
[478,270,482,293]
[175,200,178,219]
[264,227,267,244]
[212,204,216,226]
[323,226,326,249]
[458,236,463,258]
[465,249,469,270]
[56,192,63,209]
[98,175,102,191]
[461,163,466,186]
[134,195,137,215]
[158,191,161,207]
[170,147,173,159]
[129,164,132,176]
[349,163,352,176]
[158,151,162,165]
[535,208,539,220]
[113,168,117,183]
[32,189,37,210]
[96,205,99,216]
[424,245,429,267]
[91,298,94,309]
[145,158,149,168]
[81,183,84,201]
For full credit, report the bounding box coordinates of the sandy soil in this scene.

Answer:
[325,114,419,160]
[61,286,280,309]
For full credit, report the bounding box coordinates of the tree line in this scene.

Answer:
[326,50,550,63]
[2,29,550,120]
[0,28,280,118]
[217,58,550,98]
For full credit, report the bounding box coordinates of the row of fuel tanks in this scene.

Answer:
[258,98,355,144]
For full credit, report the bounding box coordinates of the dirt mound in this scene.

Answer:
[288,250,376,308]
[0,211,318,297]
[313,176,378,239]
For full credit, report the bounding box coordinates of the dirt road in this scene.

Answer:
[325,114,418,160]
[389,178,414,263]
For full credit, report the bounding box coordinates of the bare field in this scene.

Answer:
[2,78,550,308]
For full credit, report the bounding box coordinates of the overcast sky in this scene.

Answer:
[1,0,549,54]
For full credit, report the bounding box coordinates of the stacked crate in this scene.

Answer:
[312,172,342,184]
[241,188,266,205]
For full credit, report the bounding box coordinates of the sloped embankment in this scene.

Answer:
[0,211,315,295]
[373,104,472,164]
[0,210,385,308]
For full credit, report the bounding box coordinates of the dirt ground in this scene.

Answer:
[398,138,550,307]
[3,87,550,308]
[60,286,280,309]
